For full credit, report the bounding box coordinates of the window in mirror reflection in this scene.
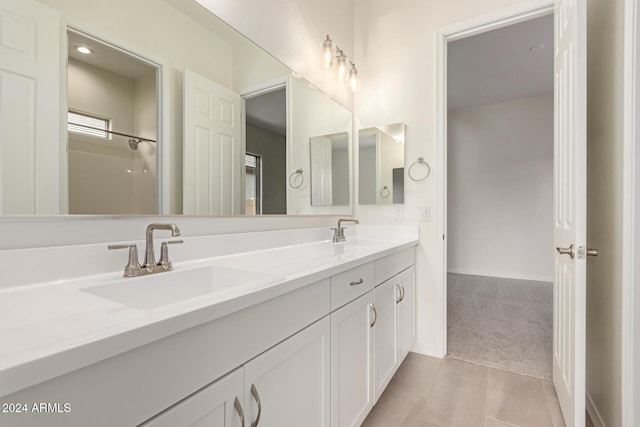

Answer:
[310,132,350,207]
[245,154,262,215]
[67,30,159,215]
[359,123,406,205]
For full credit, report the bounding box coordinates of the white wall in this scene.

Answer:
[353,0,542,357]
[447,95,553,282]
[586,0,625,425]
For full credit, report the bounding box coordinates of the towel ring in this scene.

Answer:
[379,186,390,198]
[408,157,431,182]
[288,169,304,188]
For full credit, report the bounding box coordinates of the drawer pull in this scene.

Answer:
[250,384,262,427]
[349,278,364,286]
[370,304,377,327]
[234,396,245,427]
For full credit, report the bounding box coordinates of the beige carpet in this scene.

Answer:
[447,273,553,380]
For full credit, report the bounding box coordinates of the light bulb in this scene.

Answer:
[334,51,348,82]
[321,35,333,69]
[349,63,358,92]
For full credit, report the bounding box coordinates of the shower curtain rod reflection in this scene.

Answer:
[67,123,157,143]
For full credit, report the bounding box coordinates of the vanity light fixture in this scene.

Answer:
[321,34,359,91]
[75,45,93,55]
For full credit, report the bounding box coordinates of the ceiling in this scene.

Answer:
[447,15,553,111]
[245,88,287,136]
[68,31,156,80]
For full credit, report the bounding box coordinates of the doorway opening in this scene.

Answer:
[444,14,554,379]
[66,29,160,214]
[243,86,287,215]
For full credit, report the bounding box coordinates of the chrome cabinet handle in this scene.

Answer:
[234,396,245,427]
[250,384,262,427]
[556,244,576,259]
[396,283,405,303]
[350,278,364,286]
[370,304,377,327]
[586,248,599,256]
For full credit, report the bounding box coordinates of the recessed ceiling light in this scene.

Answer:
[75,46,93,55]
[529,44,545,53]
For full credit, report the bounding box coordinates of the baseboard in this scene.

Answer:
[586,391,606,427]
[447,268,553,283]
[410,344,445,359]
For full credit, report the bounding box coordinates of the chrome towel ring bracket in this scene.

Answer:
[379,186,390,198]
[288,169,304,188]
[408,157,431,182]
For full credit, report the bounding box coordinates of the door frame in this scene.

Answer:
[623,0,639,425]
[65,23,170,214]
[434,0,554,357]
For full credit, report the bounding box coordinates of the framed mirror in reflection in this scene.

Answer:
[0,0,352,216]
[359,123,406,205]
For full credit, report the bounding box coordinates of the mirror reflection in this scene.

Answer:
[310,132,350,207]
[0,0,352,216]
[359,123,406,205]
[67,30,159,215]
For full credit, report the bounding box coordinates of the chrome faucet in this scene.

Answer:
[144,223,181,268]
[332,218,359,243]
[108,223,183,277]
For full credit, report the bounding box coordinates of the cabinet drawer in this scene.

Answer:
[374,247,415,285]
[331,262,374,310]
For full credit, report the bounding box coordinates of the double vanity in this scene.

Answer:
[0,224,418,427]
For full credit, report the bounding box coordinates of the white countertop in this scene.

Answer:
[0,226,418,397]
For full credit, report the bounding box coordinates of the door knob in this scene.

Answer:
[557,244,599,259]
[556,244,575,259]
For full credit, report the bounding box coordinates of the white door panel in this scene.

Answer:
[553,1,587,425]
[183,69,242,215]
[0,0,62,214]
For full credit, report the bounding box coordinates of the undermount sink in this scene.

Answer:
[82,265,274,309]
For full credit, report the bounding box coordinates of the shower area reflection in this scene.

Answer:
[67,30,158,214]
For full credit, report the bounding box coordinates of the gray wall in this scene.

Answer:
[246,123,286,214]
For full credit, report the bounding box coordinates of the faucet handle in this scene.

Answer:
[108,243,141,277]
[158,239,183,269]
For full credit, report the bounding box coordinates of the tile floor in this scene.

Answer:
[362,353,567,427]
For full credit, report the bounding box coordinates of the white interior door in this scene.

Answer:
[183,69,242,215]
[0,0,62,214]
[310,135,333,206]
[553,0,587,425]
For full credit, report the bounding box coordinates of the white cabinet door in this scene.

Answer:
[244,317,330,427]
[331,292,374,427]
[373,278,398,403]
[142,368,245,427]
[396,266,416,362]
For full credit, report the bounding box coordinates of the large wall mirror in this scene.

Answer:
[359,123,406,205]
[0,0,352,216]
